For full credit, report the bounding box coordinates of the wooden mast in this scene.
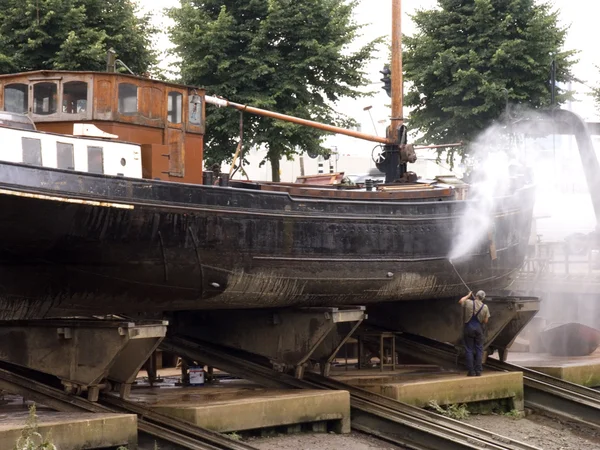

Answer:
[390,0,403,139]
[206,96,391,145]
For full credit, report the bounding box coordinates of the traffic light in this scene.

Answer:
[380,65,391,98]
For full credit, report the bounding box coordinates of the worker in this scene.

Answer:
[458,290,490,376]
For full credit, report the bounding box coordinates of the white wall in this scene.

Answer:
[0,125,142,178]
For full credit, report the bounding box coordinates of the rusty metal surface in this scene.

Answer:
[246,181,455,200]
[94,75,114,119]
[0,69,204,91]
[0,70,205,184]
[254,184,452,199]
[37,122,204,185]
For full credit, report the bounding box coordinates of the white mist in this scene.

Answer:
[448,125,513,261]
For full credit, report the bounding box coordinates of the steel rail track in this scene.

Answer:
[163,335,540,450]
[394,334,600,431]
[0,363,255,450]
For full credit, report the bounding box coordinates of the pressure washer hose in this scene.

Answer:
[448,258,473,293]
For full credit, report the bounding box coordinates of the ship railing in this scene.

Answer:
[520,242,600,277]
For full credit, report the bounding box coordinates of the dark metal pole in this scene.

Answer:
[106,49,116,73]
[550,57,557,106]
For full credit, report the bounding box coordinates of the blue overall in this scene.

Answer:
[464,299,485,375]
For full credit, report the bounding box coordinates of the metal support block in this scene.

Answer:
[367,296,540,354]
[119,383,132,400]
[0,319,167,400]
[87,385,100,402]
[172,307,366,378]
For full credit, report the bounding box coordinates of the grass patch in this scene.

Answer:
[503,409,523,419]
[13,404,57,450]
[226,432,242,441]
[428,400,470,420]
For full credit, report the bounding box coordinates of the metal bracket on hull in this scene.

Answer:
[0,319,167,400]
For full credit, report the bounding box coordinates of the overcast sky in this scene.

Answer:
[141,0,600,133]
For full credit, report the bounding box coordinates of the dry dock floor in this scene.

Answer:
[0,399,137,450]
[127,378,351,434]
[508,349,600,387]
[332,366,524,410]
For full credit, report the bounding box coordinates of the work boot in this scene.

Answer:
[467,372,476,377]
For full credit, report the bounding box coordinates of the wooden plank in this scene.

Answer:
[168,128,185,177]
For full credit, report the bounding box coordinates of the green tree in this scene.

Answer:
[0,0,157,75]
[593,73,600,113]
[168,0,381,181]
[403,0,576,153]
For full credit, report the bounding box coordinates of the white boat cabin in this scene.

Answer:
[0,111,142,178]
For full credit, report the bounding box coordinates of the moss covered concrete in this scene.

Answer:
[0,412,137,450]
[359,372,524,411]
[528,364,600,387]
[152,389,351,433]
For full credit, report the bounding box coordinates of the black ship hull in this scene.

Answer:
[0,162,535,320]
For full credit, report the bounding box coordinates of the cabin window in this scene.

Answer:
[87,146,104,173]
[22,137,42,166]
[57,142,74,170]
[33,82,58,115]
[4,84,28,114]
[118,83,138,115]
[189,93,202,125]
[62,81,87,114]
[167,91,182,124]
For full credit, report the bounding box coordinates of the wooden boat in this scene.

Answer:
[0,1,536,320]
[0,70,535,320]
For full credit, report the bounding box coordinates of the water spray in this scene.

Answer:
[448,258,473,293]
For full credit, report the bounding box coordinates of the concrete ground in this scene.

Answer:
[466,413,600,450]
[508,350,600,387]
[0,399,137,450]
[332,365,524,411]
[129,375,350,433]
[249,431,403,450]
[244,411,600,450]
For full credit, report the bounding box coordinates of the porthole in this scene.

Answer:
[120,158,126,167]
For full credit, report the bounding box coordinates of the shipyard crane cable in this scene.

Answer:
[448,258,473,294]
